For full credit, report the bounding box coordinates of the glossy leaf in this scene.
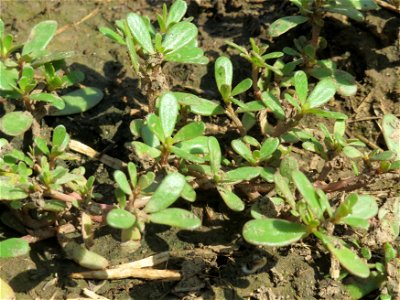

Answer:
[145,173,186,213]
[50,87,103,116]
[208,137,221,175]
[159,92,179,138]
[0,111,33,136]
[259,166,275,182]
[127,13,154,54]
[181,182,196,202]
[149,208,201,229]
[217,187,245,211]
[22,20,57,57]
[31,51,75,67]
[52,125,69,152]
[138,172,155,190]
[127,162,137,187]
[261,91,285,120]
[171,145,205,163]
[243,218,307,246]
[223,167,260,183]
[132,141,161,159]
[231,78,252,96]
[343,146,363,158]
[162,21,197,54]
[164,45,208,64]
[274,172,296,209]
[293,70,308,105]
[0,238,30,257]
[305,108,348,120]
[99,26,126,45]
[174,136,209,155]
[166,0,187,27]
[106,208,136,229]
[305,78,336,109]
[382,114,400,160]
[30,93,65,109]
[0,183,29,200]
[114,170,133,195]
[314,231,370,278]
[231,139,255,164]
[339,195,378,229]
[146,114,165,143]
[173,122,205,144]
[173,92,224,116]
[292,170,322,219]
[215,56,233,93]
[259,137,279,161]
[0,61,18,91]
[268,16,309,38]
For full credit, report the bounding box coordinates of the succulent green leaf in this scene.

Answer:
[127,162,137,187]
[0,238,30,258]
[146,114,165,143]
[261,91,285,120]
[166,0,187,27]
[107,208,136,229]
[0,183,29,200]
[305,108,348,120]
[208,137,221,175]
[31,51,75,67]
[305,78,336,109]
[237,100,265,113]
[171,146,205,163]
[127,13,154,54]
[99,26,126,45]
[340,195,378,229]
[162,21,197,54]
[138,172,155,190]
[173,92,224,116]
[173,122,205,144]
[274,172,296,209]
[370,150,395,161]
[215,56,233,93]
[326,7,364,21]
[181,182,196,202]
[114,170,133,195]
[292,170,322,219]
[22,20,57,57]
[231,78,252,96]
[314,231,370,278]
[243,218,307,246]
[164,45,208,64]
[259,137,279,161]
[0,111,33,136]
[52,125,69,152]
[145,173,186,213]
[343,146,364,158]
[174,136,209,155]
[217,187,245,211]
[29,93,65,110]
[149,208,201,229]
[0,61,19,91]
[259,166,275,182]
[231,139,256,164]
[50,87,103,116]
[268,16,309,38]
[34,137,50,155]
[132,141,161,159]
[293,71,308,105]
[223,167,260,183]
[382,114,400,160]
[159,92,179,138]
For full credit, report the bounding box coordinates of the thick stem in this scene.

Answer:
[226,103,246,136]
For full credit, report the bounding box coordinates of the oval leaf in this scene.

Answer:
[243,218,307,246]
[259,137,280,161]
[208,136,221,175]
[173,92,224,116]
[106,208,136,229]
[127,13,154,54]
[269,16,309,38]
[173,122,205,144]
[305,78,336,109]
[0,238,30,257]
[217,187,245,211]
[162,21,197,54]
[159,92,179,138]
[166,0,187,27]
[22,20,57,57]
[149,208,200,229]
[231,139,256,164]
[215,56,233,93]
[232,78,252,97]
[114,170,133,195]
[0,111,33,136]
[145,173,186,213]
[223,167,260,183]
[292,170,322,219]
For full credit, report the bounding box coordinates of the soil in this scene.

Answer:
[0,0,399,299]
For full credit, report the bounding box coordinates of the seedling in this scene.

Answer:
[243,169,378,278]
[100,0,208,112]
[0,19,103,136]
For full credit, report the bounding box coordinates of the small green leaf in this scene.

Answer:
[215,56,233,93]
[274,172,296,209]
[159,92,179,138]
[0,111,33,136]
[231,78,252,96]
[314,231,370,278]
[223,167,260,183]
[259,137,279,161]
[0,183,29,200]
[259,166,275,182]
[217,187,245,211]
[138,172,155,190]
[173,92,224,116]
[22,20,57,57]
[146,114,165,143]
[114,170,132,195]
[145,173,186,213]
[243,218,307,246]
[0,61,19,91]
[127,13,154,54]
[305,78,336,109]
[50,87,103,116]
[236,100,265,113]
[132,141,161,159]
[261,91,285,120]
[208,137,221,175]
[162,21,197,54]
[231,139,256,164]
[0,238,30,257]
[292,170,322,219]
[339,194,378,228]
[181,182,196,202]
[164,45,208,64]
[343,146,364,158]
[30,93,65,109]
[174,136,209,155]
[31,51,75,67]
[34,137,50,155]
[171,145,205,163]
[173,122,205,144]
[382,114,400,160]
[268,16,309,38]
[149,208,201,229]
[52,125,69,152]
[99,26,126,45]
[107,208,136,229]
[166,0,187,27]
[293,70,308,105]
[127,162,137,187]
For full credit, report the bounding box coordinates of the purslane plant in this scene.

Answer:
[100,0,208,112]
[0,19,103,137]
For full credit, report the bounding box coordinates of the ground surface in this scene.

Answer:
[0,0,399,299]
